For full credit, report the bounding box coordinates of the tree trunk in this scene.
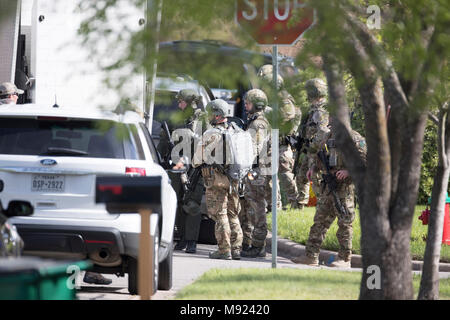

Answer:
[314,0,447,300]
[419,109,450,299]
[418,165,450,299]
[381,228,414,299]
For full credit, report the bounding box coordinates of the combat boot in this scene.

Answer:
[83,272,112,285]
[329,259,351,268]
[231,250,241,260]
[242,243,251,252]
[209,250,232,260]
[185,241,197,254]
[174,240,187,251]
[291,255,319,266]
[240,246,266,258]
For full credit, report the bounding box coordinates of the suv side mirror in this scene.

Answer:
[5,201,34,217]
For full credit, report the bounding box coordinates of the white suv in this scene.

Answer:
[0,104,177,294]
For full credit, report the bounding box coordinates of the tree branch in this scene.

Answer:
[428,112,440,126]
[409,25,448,114]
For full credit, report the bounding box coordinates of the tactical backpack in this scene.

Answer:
[203,123,255,181]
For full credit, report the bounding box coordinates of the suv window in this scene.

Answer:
[153,90,206,130]
[0,118,144,160]
[153,91,179,128]
[140,123,161,164]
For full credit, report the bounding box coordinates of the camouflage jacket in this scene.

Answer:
[266,90,299,139]
[280,90,302,136]
[303,99,330,168]
[314,129,367,184]
[157,106,206,165]
[247,111,271,169]
[192,121,232,168]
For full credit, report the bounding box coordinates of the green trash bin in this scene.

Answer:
[0,257,92,300]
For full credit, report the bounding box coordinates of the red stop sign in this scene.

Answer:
[236,0,315,45]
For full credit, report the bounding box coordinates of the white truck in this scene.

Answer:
[1,0,146,111]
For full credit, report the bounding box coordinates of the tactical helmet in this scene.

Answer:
[206,99,229,118]
[175,89,200,106]
[305,78,327,100]
[0,82,24,97]
[257,64,273,78]
[244,89,268,112]
[257,64,284,89]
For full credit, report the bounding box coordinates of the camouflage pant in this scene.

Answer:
[295,153,310,206]
[239,197,253,247]
[306,181,355,261]
[278,144,299,206]
[244,172,268,249]
[264,175,282,210]
[203,168,242,253]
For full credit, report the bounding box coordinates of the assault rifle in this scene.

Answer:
[182,166,203,203]
[161,121,175,169]
[292,135,306,177]
[317,149,350,218]
[291,116,309,177]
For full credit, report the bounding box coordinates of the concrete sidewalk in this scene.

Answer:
[266,232,450,272]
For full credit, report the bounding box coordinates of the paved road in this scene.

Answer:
[76,243,450,300]
[76,243,314,300]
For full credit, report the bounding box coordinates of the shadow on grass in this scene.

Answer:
[196,271,361,286]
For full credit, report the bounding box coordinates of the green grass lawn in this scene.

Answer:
[268,205,450,263]
[175,268,450,300]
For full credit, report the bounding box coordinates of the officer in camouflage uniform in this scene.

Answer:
[292,79,367,268]
[158,89,206,254]
[193,99,243,260]
[240,89,271,258]
[0,82,23,105]
[257,65,302,209]
[295,79,330,203]
[294,116,312,209]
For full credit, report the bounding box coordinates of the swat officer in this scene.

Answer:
[257,65,302,209]
[192,99,243,260]
[0,82,24,105]
[294,79,330,208]
[292,117,366,267]
[240,89,271,258]
[158,88,206,254]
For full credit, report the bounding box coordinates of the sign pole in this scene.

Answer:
[271,45,278,269]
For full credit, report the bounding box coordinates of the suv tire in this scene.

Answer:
[127,227,160,295]
[158,239,173,290]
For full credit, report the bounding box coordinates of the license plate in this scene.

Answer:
[31,174,65,192]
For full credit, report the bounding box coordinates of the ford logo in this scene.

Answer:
[40,159,57,166]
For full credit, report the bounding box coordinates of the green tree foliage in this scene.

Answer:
[419,122,439,204]
[76,0,262,110]
[59,0,450,300]
[291,0,448,300]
